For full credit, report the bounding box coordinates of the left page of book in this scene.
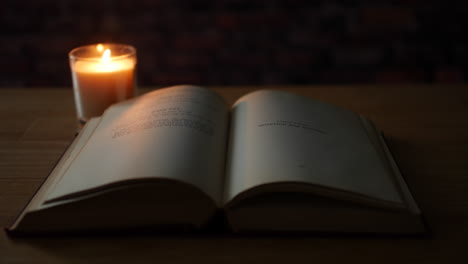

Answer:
[45,85,228,205]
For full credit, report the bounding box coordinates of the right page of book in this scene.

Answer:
[225,90,403,205]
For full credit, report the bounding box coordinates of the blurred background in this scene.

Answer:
[0,0,466,87]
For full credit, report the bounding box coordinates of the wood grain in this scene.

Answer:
[1,85,468,263]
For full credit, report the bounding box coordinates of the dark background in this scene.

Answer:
[1,0,466,87]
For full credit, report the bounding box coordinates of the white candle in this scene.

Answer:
[70,43,136,125]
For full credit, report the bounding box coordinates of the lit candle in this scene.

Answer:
[69,43,137,125]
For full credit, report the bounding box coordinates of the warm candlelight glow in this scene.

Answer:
[96,44,104,52]
[69,43,137,124]
[102,49,111,63]
[74,52,133,73]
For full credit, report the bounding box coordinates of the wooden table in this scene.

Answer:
[1,85,467,263]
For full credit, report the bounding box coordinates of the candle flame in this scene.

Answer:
[96,44,104,52]
[102,49,111,63]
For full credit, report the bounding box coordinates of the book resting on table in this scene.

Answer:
[7,85,426,235]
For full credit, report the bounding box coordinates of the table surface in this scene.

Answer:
[1,85,467,263]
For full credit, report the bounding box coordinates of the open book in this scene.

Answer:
[8,85,425,235]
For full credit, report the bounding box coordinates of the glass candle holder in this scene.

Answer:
[69,43,137,126]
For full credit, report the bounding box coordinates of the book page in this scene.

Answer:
[46,85,228,204]
[225,90,403,205]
